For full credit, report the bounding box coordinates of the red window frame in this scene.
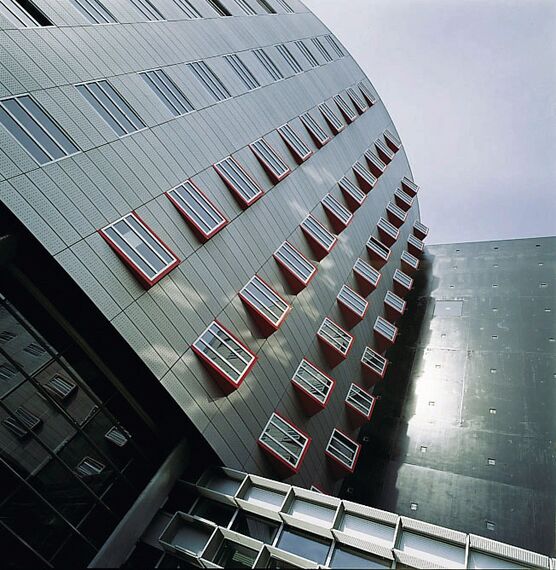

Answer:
[337,284,369,321]
[333,94,357,123]
[317,317,354,364]
[214,156,265,208]
[249,137,291,184]
[352,161,377,193]
[384,290,406,321]
[321,193,353,233]
[291,358,336,415]
[366,235,391,268]
[386,201,407,228]
[338,176,366,211]
[346,86,368,114]
[374,139,395,164]
[325,428,361,475]
[377,217,400,247]
[408,234,425,256]
[383,128,402,152]
[300,111,331,148]
[300,215,338,260]
[277,122,313,163]
[401,250,420,273]
[353,257,381,296]
[361,346,389,380]
[394,187,414,211]
[393,268,414,296]
[401,176,419,197]
[345,382,377,422]
[273,240,317,291]
[373,315,398,351]
[413,220,429,240]
[318,102,345,134]
[364,149,386,178]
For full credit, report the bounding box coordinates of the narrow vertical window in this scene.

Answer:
[352,161,377,193]
[225,54,260,91]
[256,0,276,13]
[253,48,284,81]
[129,0,165,20]
[318,102,344,134]
[234,0,256,14]
[174,0,202,17]
[325,34,344,57]
[140,69,194,116]
[338,176,366,211]
[358,81,376,106]
[214,156,264,208]
[70,0,116,23]
[275,0,293,12]
[312,37,332,62]
[205,0,231,16]
[188,61,231,102]
[0,0,52,26]
[276,44,303,74]
[321,193,352,233]
[300,215,337,259]
[274,241,317,291]
[334,94,357,124]
[295,40,319,67]
[250,137,291,182]
[278,123,312,163]
[346,87,367,114]
[300,112,330,147]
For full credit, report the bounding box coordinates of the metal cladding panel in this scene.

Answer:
[0,4,419,488]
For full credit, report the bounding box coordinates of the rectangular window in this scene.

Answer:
[383,128,402,151]
[345,383,376,419]
[206,0,231,15]
[291,359,335,405]
[274,241,316,287]
[334,94,357,124]
[256,0,276,13]
[386,201,407,226]
[0,95,79,165]
[3,417,28,439]
[174,0,202,17]
[301,215,337,253]
[0,0,51,26]
[364,149,386,177]
[23,342,45,356]
[401,176,420,196]
[0,362,17,381]
[346,87,367,114]
[225,53,260,90]
[44,375,77,400]
[76,456,105,477]
[413,220,429,238]
[258,413,310,472]
[358,81,376,106]
[339,176,365,208]
[408,233,425,253]
[353,258,381,288]
[77,80,145,137]
[300,112,330,147]
[367,235,391,262]
[276,0,293,12]
[374,316,397,342]
[192,321,257,388]
[105,426,129,447]
[317,317,353,357]
[188,61,231,102]
[14,406,41,430]
[141,68,194,116]
[70,0,116,23]
[239,275,290,329]
[166,180,227,240]
[393,269,413,291]
[325,429,360,471]
[384,290,406,314]
[129,0,164,20]
[276,44,303,74]
[321,193,352,229]
[394,187,414,210]
[311,37,332,62]
[278,123,312,162]
[318,102,344,134]
[214,156,264,207]
[100,212,180,287]
[378,217,399,242]
[361,346,388,377]
[401,250,419,270]
[235,0,256,14]
[250,137,291,182]
[325,34,344,57]
[337,285,368,318]
[295,40,318,67]
[374,138,395,163]
[253,48,283,81]
[352,161,377,192]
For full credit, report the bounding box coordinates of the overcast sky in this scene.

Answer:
[304,0,556,245]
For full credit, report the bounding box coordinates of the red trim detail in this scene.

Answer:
[337,286,369,328]
[401,255,420,274]
[373,319,398,354]
[300,217,338,261]
[214,158,264,209]
[317,317,354,367]
[353,264,382,297]
[366,238,391,269]
[352,164,376,193]
[310,483,326,494]
[325,428,361,476]
[384,295,406,323]
[377,224,399,248]
[319,104,345,135]
[249,140,291,184]
[301,115,331,148]
[364,152,385,178]
[277,124,313,164]
[322,196,353,234]
[340,183,366,212]
[361,347,389,383]
[386,207,405,229]
[375,142,394,165]
[291,358,336,416]
[273,241,317,293]
[333,97,356,124]
[345,383,377,421]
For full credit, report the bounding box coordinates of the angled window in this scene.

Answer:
[366,235,391,267]
[10,406,41,434]
[353,257,381,291]
[394,187,414,211]
[325,429,360,473]
[325,34,344,57]
[317,317,353,359]
[0,95,79,165]
[100,212,180,287]
[278,123,312,162]
[44,375,77,400]
[174,0,202,17]
[352,161,377,192]
[24,342,45,356]
[0,0,51,26]
[225,53,260,90]
[192,321,257,390]
[105,426,129,447]
[345,383,376,420]
[256,0,276,13]
[250,137,291,182]
[408,233,425,255]
[276,44,303,74]
[364,149,386,177]
[337,285,368,319]
[70,0,116,23]
[76,456,105,477]
[346,86,367,114]
[0,362,17,381]
[321,193,352,232]
[276,0,293,12]
[374,316,397,343]
[234,0,256,14]
[401,176,419,196]
[3,417,28,439]
[413,220,429,240]
[361,346,388,378]
[300,111,330,147]
[295,40,318,67]
[253,48,283,81]
[166,180,227,240]
[338,176,365,210]
[129,0,164,20]
[401,249,420,271]
[384,290,406,315]
[239,275,290,331]
[358,81,376,106]
[393,269,413,293]
[205,0,231,15]
[383,128,402,151]
[300,215,337,255]
[77,80,145,136]
[386,201,407,227]
[0,331,16,344]
[274,241,317,288]
[214,156,264,208]
[377,217,399,246]
[141,69,194,116]
[334,94,357,124]
[312,37,332,62]
[258,413,310,473]
[318,102,344,134]
[188,61,231,102]
[374,138,395,164]
[291,358,335,409]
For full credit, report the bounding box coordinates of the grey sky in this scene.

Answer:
[304,0,556,244]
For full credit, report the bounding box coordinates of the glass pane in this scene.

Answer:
[231,511,279,542]
[276,528,330,565]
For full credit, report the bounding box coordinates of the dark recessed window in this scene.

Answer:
[174,0,201,17]
[256,0,276,14]
[0,0,52,26]
[231,512,280,542]
[206,0,231,16]
[276,528,331,565]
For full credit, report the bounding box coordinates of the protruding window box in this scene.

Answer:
[278,123,313,164]
[361,346,389,385]
[334,94,357,123]
[366,236,391,269]
[358,81,376,107]
[300,215,337,260]
[214,156,264,209]
[250,138,291,184]
[339,176,366,211]
[337,285,368,328]
[99,212,180,289]
[353,258,381,296]
[364,149,386,178]
[384,290,406,322]
[200,528,262,569]
[352,161,377,193]
[393,269,414,297]
[300,112,330,148]
[325,428,361,477]
[377,217,399,247]
[291,359,335,416]
[408,234,425,257]
[401,250,420,273]
[346,86,368,114]
[321,193,353,233]
[374,139,395,164]
[166,180,227,241]
[3,407,42,439]
[345,383,377,427]
[239,275,291,337]
[274,241,317,293]
[413,220,429,240]
[373,316,398,353]
[159,512,217,561]
[318,102,345,134]
[386,201,407,228]
[394,187,414,211]
[401,176,419,197]
[258,412,311,476]
[317,317,354,367]
[383,128,402,152]
[192,321,257,394]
